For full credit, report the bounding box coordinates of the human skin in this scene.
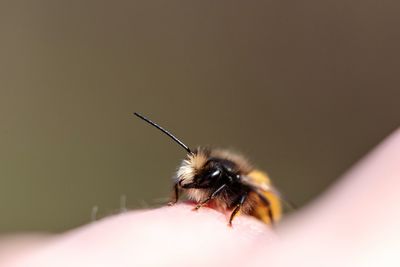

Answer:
[1,128,400,267]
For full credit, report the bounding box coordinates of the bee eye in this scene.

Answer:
[194,168,221,187]
[210,169,221,178]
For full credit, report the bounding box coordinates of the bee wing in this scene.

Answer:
[241,175,297,210]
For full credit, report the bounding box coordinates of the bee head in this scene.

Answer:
[177,148,240,189]
[133,113,252,189]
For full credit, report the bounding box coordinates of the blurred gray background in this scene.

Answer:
[0,0,399,232]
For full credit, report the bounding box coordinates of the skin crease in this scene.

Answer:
[1,128,400,267]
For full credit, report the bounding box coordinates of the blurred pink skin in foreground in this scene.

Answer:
[2,205,275,267]
[1,128,400,267]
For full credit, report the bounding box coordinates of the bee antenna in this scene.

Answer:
[133,112,192,154]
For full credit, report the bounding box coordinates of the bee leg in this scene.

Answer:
[255,191,274,224]
[228,194,247,226]
[167,183,179,206]
[193,184,227,210]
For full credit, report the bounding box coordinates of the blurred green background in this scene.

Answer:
[1,1,399,233]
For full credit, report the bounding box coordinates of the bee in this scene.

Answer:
[134,112,285,226]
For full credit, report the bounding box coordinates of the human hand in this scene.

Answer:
[2,128,400,267]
